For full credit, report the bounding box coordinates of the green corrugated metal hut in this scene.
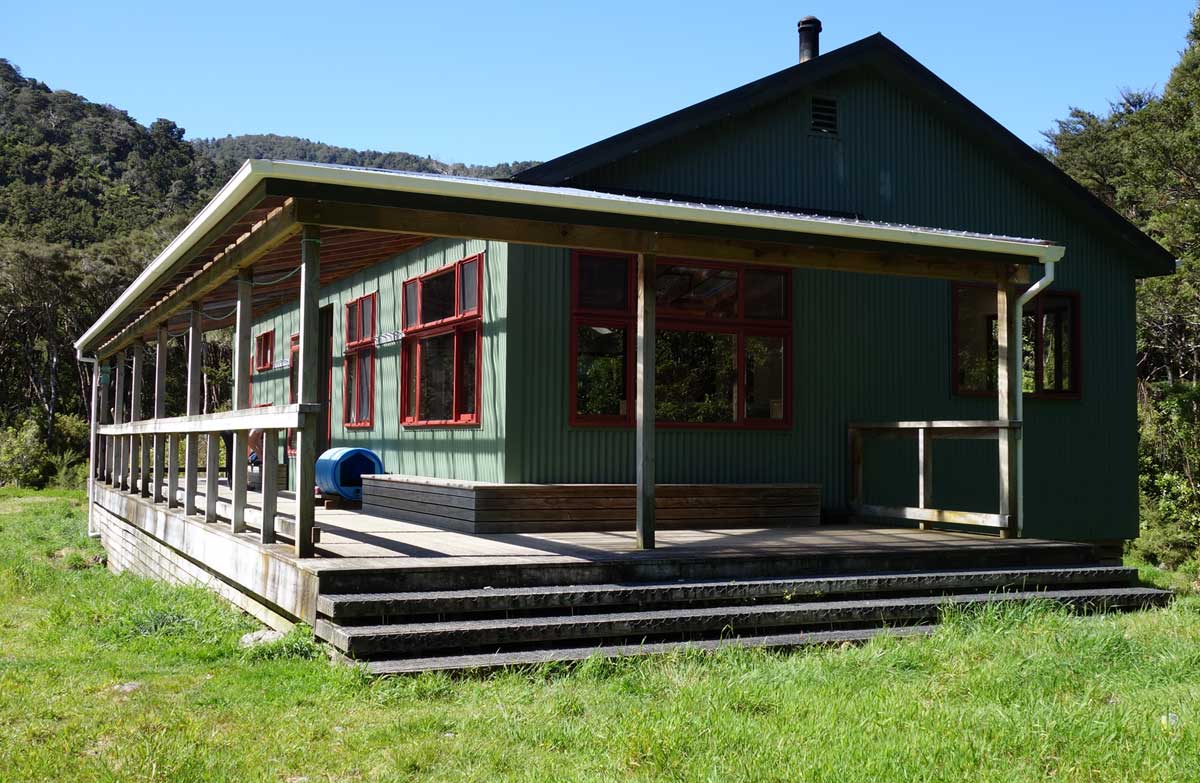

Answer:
[245,26,1173,543]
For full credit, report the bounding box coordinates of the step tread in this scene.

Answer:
[317,566,1138,618]
[363,625,938,675]
[318,586,1171,654]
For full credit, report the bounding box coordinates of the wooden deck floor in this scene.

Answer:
[192,477,1084,570]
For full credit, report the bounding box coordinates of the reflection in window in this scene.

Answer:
[655,330,737,424]
[577,254,628,311]
[744,270,787,320]
[953,284,1079,396]
[656,265,738,318]
[421,270,456,323]
[745,334,786,420]
[418,332,455,422]
[576,326,627,418]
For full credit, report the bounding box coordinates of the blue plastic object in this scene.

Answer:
[314,447,384,500]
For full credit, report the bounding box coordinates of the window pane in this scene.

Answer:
[745,335,786,420]
[289,352,299,404]
[1041,296,1074,393]
[460,259,479,314]
[403,282,419,328]
[421,271,456,323]
[404,342,417,419]
[362,296,375,339]
[344,353,358,422]
[656,265,737,318]
[576,325,627,417]
[578,254,629,311]
[955,286,997,393]
[457,332,477,417]
[347,303,360,344]
[419,333,455,421]
[357,349,372,422]
[745,270,787,320]
[655,330,736,423]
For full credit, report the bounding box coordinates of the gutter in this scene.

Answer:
[76,159,1066,356]
[1012,259,1058,536]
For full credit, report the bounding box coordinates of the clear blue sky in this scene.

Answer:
[3,1,1195,165]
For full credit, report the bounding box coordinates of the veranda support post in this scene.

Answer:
[112,350,126,490]
[184,307,202,516]
[996,278,1021,538]
[153,326,168,503]
[295,224,320,557]
[230,270,252,533]
[635,252,656,550]
[86,358,101,536]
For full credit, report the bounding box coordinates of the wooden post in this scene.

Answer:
[130,343,144,495]
[167,434,180,508]
[86,359,101,536]
[112,350,126,490]
[295,225,320,557]
[184,307,203,516]
[230,270,252,533]
[848,427,864,511]
[635,252,656,550]
[99,360,111,483]
[997,279,1021,538]
[205,432,219,523]
[153,326,168,503]
[917,426,933,531]
[261,429,278,544]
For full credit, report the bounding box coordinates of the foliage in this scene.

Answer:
[1046,4,1200,567]
[0,488,1198,782]
[0,418,52,487]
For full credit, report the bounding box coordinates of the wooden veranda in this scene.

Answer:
[80,160,1065,558]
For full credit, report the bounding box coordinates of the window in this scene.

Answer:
[343,293,377,428]
[401,254,483,425]
[952,283,1080,397]
[287,334,299,455]
[254,330,275,372]
[570,252,791,428]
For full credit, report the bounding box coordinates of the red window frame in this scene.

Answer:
[950,282,1082,399]
[343,292,377,429]
[569,251,792,429]
[286,334,300,455]
[254,330,275,372]
[400,254,484,426]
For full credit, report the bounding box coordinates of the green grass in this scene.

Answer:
[2,489,1199,782]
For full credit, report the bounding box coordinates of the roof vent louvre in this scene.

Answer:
[810,96,838,135]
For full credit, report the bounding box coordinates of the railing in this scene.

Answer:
[96,404,319,545]
[847,420,1021,535]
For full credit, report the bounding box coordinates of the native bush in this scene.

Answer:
[1132,382,1200,568]
[0,418,52,488]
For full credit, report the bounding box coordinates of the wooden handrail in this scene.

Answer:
[848,420,1019,535]
[98,403,319,436]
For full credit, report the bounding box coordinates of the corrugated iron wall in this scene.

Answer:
[507,68,1139,541]
[250,237,509,482]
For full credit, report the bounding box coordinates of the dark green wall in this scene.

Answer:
[507,67,1140,541]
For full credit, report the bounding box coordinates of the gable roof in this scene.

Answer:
[512,33,1175,277]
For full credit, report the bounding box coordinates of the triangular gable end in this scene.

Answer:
[513,34,1174,277]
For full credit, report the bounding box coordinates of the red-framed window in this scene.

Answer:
[254,330,275,372]
[287,334,300,455]
[343,292,377,429]
[951,283,1081,398]
[570,252,791,428]
[400,254,483,426]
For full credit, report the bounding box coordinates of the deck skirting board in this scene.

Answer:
[361,478,822,533]
[92,484,319,625]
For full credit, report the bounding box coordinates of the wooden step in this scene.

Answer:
[317,586,1170,657]
[363,625,938,675]
[315,540,1103,593]
[318,566,1138,620]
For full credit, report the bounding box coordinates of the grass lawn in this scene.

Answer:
[2,489,1199,782]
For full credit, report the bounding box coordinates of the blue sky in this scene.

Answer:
[3,1,1195,164]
